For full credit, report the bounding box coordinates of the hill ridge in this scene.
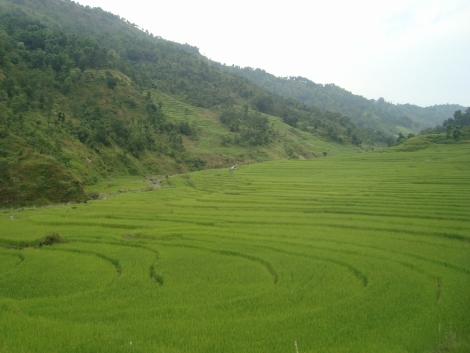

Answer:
[216,65,467,135]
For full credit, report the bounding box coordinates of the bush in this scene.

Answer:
[37,232,66,247]
[88,190,100,200]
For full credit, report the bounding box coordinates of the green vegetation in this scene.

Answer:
[0,0,393,207]
[0,2,469,350]
[1,141,469,352]
[420,107,470,139]
[37,231,66,247]
[219,66,466,136]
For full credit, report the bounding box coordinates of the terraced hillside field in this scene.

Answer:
[1,141,469,352]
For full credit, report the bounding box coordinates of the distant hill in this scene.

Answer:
[0,0,393,207]
[217,66,467,136]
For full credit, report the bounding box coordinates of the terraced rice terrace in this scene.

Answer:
[1,142,469,352]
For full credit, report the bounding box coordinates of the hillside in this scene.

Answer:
[0,0,394,208]
[218,66,467,136]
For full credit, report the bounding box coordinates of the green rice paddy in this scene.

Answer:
[1,142,469,352]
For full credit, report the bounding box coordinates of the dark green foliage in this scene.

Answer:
[452,126,461,139]
[446,124,453,138]
[87,190,99,200]
[149,261,164,285]
[252,93,273,114]
[186,157,206,171]
[420,107,470,139]
[396,133,407,145]
[93,123,110,146]
[178,120,192,136]
[444,108,470,129]
[37,232,66,247]
[73,123,90,143]
[220,108,272,146]
[0,159,9,181]
[106,72,117,89]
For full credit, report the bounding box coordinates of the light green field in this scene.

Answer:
[1,141,469,352]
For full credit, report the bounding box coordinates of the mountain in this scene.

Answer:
[216,66,467,136]
[0,0,396,208]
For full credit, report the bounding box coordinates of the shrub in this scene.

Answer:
[37,232,66,247]
[88,190,100,200]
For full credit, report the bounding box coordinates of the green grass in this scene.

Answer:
[0,142,469,352]
[153,91,360,164]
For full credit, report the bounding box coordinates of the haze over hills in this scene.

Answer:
[0,0,466,207]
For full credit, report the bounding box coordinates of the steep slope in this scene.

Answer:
[218,66,467,136]
[0,0,388,208]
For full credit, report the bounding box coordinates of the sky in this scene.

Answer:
[76,0,470,107]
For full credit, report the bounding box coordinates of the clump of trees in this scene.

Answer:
[219,106,272,146]
[395,133,415,145]
[420,108,470,139]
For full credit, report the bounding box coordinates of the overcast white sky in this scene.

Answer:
[76,0,470,107]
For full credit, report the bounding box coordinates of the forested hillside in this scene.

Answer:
[419,107,470,138]
[218,66,466,136]
[0,0,399,207]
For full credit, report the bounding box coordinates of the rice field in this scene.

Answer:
[1,142,469,352]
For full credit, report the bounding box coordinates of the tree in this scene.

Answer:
[0,43,6,66]
[57,112,65,123]
[446,124,453,138]
[62,76,72,95]
[0,90,9,104]
[10,93,28,114]
[74,123,90,143]
[1,78,15,98]
[396,132,407,145]
[253,93,273,114]
[93,123,110,146]
[106,74,117,90]
[179,121,192,136]
[51,53,70,73]
[78,56,88,72]
[351,134,362,146]
[452,126,461,139]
